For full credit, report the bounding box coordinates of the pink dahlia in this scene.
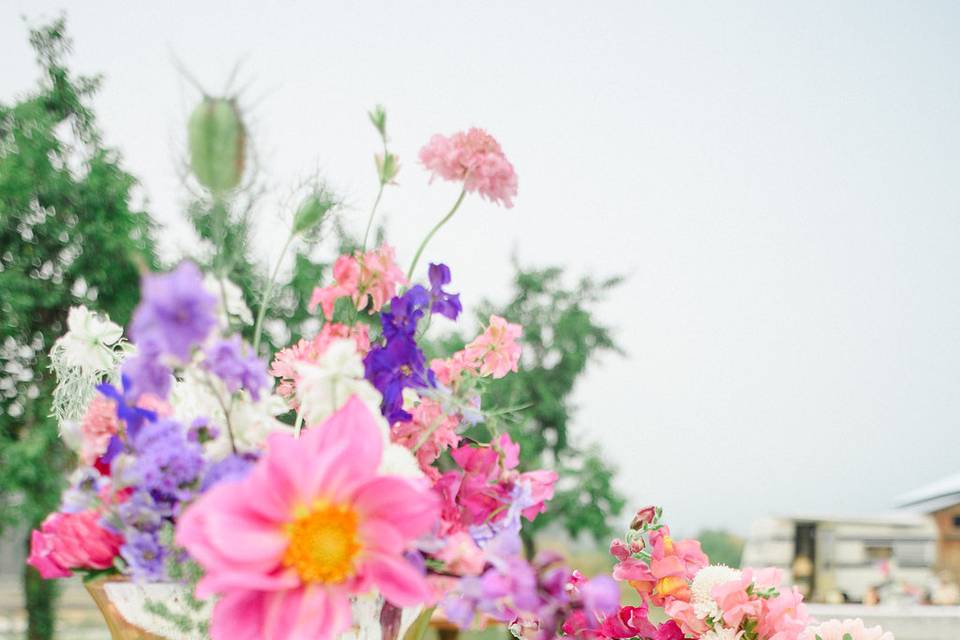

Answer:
[27,510,123,579]
[800,619,894,640]
[419,128,518,208]
[175,397,439,640]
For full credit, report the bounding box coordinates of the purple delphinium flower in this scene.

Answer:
[428,263,462,320]
[364,287,437,422]
[364,335,434,423]
[97,376,157,441]
[381,285,429,340]
[120,530,167,581]
[121,336,172,401]
[203,335,269,400]
[60,469,107,513]
[130,261,217,361]
[201,453,257,492]
[126,419,204,507]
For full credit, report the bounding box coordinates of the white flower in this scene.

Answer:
[169,366,288,461]
[203,274,253,327]
[49,306,130,426]
[54,305,124,373]
[691,564,742,621]
[294,339,382,426]
[800,619,894,640]
[701,628,743,640]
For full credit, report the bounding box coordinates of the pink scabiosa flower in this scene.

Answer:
[175,397,439,640]
[308,246,407,320]
[27,510,123,579]
[419,128,518,208]
[800,619,894,640]
[463,315,523,379]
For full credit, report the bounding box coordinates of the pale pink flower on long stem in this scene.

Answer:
[419,128,518,208]
[175,397,439,640]
[79,394,120,465]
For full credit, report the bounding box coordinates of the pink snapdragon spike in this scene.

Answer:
[800,618,895,640]
[463,315,523,379]
[27,510,123,578]
[175,397,439,640]
[308,245,407,321]
[419,128,518,208]
[612,526,708,606]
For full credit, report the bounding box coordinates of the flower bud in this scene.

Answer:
[375,152,400,185]
[188,97,246,194]
[630,506,658,530]
[292,192,334,236]
[610,538,630,561]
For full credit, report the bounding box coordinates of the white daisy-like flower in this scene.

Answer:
[691,564,743,621]
[294,339,382,426]
[203,274,253,327]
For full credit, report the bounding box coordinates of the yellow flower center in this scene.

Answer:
[283,502,361,584]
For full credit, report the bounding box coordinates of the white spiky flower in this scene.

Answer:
[49,306,130,426]
[691,564,743,621]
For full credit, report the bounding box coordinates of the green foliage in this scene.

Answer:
[475,265,626,543]
[0,18,156,638]
[696,528,745,568]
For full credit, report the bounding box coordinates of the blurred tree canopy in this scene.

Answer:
[0,19,156,639]
[697,529,745,568]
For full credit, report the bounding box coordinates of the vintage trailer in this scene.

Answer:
[741,513,937,603]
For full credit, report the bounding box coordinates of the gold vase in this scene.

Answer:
[84,576,165,640]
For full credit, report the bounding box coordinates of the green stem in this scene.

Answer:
[361,182,385,252]
[406,187,466,281]
[252,230,295,354]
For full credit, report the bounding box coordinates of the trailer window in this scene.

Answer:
[865,545,892,561]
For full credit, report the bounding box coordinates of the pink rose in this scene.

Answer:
[27,510,123,579]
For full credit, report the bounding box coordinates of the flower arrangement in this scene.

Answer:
[26,101,895,640]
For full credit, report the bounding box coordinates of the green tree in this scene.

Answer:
[697,529,745,568]
[0,20,156,639]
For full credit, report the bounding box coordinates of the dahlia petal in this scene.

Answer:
[367,552,433,607]
[196,568,299,600]
[353,476,438,539]
[210,590,265,640]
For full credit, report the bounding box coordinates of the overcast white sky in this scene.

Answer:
[3,1,960,536]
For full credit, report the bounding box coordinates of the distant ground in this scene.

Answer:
[0,577,108,640]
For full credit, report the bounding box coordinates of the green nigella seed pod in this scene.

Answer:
[188,97,246,194]
[292,192,334,236]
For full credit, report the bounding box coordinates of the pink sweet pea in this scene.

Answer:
[712,573,763,628]
[391,398,461,478]
[175,397,439,640]
[27,510,123,578]
[463,315,522,379]
[758,586,810,639]
[308,245,406,320]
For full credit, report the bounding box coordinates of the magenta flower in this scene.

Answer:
[419,128,518,208]
[175,397,439,640]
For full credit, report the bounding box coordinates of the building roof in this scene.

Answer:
[896,472,960,512]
